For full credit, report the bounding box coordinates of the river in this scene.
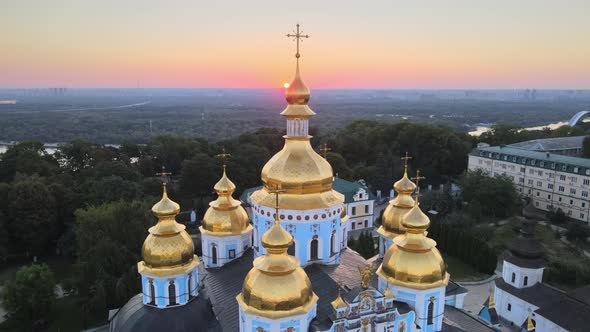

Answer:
[468,121,569,136]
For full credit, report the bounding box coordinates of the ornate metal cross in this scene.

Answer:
[401,152,412,169]
[411,169,426,199]
[268,185,286,221]
[320,143,331,159]
[286,23,309,59]
[155,166,172,185]
[215,146,231,169]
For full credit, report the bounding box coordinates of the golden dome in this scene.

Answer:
[379,168,416,237]
[140,185,199,274]
[250,57,343,210]
[331,290,348,310]
[377,199,449,290]
[202,168,250,235]
[237,218,317,318]
[285,62,310,106]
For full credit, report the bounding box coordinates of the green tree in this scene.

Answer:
[150,134,205,174]
[2,264,56,329]
[326,152,353,180]
[8,176,58,257]
[0,141,56,181]
[56,139,96,172]
[74,200,152,317]
[180,153,217,211]
[458,170,520,218]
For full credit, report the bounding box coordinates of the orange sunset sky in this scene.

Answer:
[1,0,590,89]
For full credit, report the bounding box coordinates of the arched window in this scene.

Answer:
[310,236,319,261]
[288,241,295,256]
[511,272,516,283]
[398,321,406,332]
[211,244,217,265]
[187,273,194,298]
[427,299,434,325]
[168,280,177,306]
[330,231,337,256]
[524,276,528,286]
[148,279,156,305]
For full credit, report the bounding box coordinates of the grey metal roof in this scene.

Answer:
[495,277,590,331]
[471,145,590,176]
[108,291,222,332]
[508,136,585,152]
[442,306,497,332]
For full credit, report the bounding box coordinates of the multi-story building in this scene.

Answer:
[468,145,590,224]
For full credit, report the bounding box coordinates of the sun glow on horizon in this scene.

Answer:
[283,83,290,89]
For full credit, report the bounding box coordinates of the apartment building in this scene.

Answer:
[468,145,590,224]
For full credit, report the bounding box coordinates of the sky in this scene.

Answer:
[1,0,589,89]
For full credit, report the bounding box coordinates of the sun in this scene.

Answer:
[283,83,290,88]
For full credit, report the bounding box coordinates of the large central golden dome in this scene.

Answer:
[377,198,449,290]
[236,217,318,318]
[250,59,343,210]
[202,168,250,235]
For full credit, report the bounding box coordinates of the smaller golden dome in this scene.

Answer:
[394,168,417,194]
[285,62,310,106]
[142,185,197,270]
[377,198,449,290]
[202,168,250,235]
[380,168,416,237]
[237,217,317,318]
[331,290,348,310]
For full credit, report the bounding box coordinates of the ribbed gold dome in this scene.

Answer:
[377,199,449,290]
[394,168,417,194]
[380,168,416,236]
[331,290,348,310]
[250,57,343,210]
[141,186,198,271]
[237,218,317,318]
[202,168,250,235]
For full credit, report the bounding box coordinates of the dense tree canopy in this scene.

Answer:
[458,169,521,218]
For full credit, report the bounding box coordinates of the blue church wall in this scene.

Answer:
[140,269,198,309]
[252,320,270,332]
[280,320,300,331]
[479,307,492,324]
[252,210,342,266]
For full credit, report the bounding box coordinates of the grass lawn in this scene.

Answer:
[443,255,487,281]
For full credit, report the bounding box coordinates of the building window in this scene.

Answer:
[570,199,574,205]
[528,179,534,185]
[427,300,434,325]
[529,169,534,174]
[583,202,586,208]
[537,171,543,176]
[359,193,363,199]
[584,179,590,186]
[211,244,217,264]
[581,213,585,219]
[540,162,545,167]
[364,219,368,228]
[571,188,577,195]
[535,202,539,207]
[524,276,528,286]
[507,303,512,311]
[562,165,567,171]
[548,194,551,199]
[520,167,525,173]
[148,279,156,305]
[559,186,565,192]
[572,177,578,183]
[228,249,236,259]
[511,272,516,283]
[583,191,588,198]
[548,184,554,189]
[519,177,524,183]
[531,160,536,166]
[351,222,355,230]
[559,197,563,202]
[536,192,540,197]
[537,181,542,187]
[551,163,556,169]
[310,236,319,261]
[168,280,177,306]
[352,207,356,216]
[330,231,337,256]
[575,167,579,173]
[568,210,573,216]
[365,205,369,213]
[560,175,566,181]
[398,321,406,332]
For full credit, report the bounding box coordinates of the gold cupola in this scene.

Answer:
[249,25,343,211]
[379,156,417,238]
[201,166,250,235]
[377,184,449,290]
[138,184,200,277]
[236,210,318,318]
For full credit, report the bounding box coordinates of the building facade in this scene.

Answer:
[332,178,375,232]
[468,145,590,223]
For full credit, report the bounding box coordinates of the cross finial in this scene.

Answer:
[401,152,412,170]
[216,146,231,170]
[268,184,287,224]
[411,169,426,202]
[155,166,172,186]
[320,143,331,159]
[286,23,310,59]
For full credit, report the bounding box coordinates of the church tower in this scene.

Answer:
[376,153,416,257]
[249,24,346,266]
[200,152,252,268]
[137,177,200,308]
[236,191,318,331]
[377,172,449,332]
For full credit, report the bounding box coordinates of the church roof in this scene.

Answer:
[108,291,221,332]
[495,277,590,331]
[442,306,497,332]
[331,177,376,203]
